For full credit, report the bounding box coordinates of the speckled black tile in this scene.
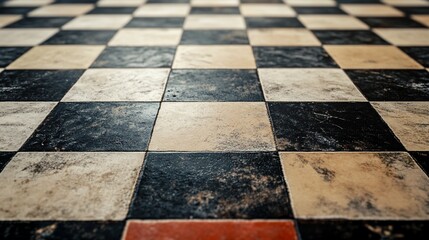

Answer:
[268,102,404,151]
[346,70,429,101]
[313,30,388,45]
[0,221,125,240]
[91,47,176,68]
[298,220,429,240]
[253,47,338,68]
[396,7,429,15]
[0,47,29,67]
[0,7,35,15]
[411,152,429,176]
[125,17,185,28]
[359,17,426,28]
[0,70,84,101]
[180,30,248,45]
[0,152,14,173]
[128,152,293,219]
[164,70,263,101]
[88,7,137,14]
[245,17,304,28]
[21,102,159,151]
[191,7,240,15]
[293,7,346,15]
[401,47,429,68]
[43,30,116,45]
[5,17,72,28]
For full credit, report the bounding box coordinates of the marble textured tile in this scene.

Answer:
[372,102,429,151]
[43,30,116,45]
[248,29,321,46]
[190,7,239,14]
[360,17,425,28]
[5,17,72,28]
[245,17,304,28]
[149,102,276,151]
[411,152,429,176]
[413,15,429,27]
[180,30,248,44]
[109,29,182,46]
[341,4,404,17]
[134,4,190,17]
[293,6,345,14]
[0,152,144,220]
[62,15,131,30]
[299,15,369,29]
[173,46,256,69]
[240,4,296,17]
[280,152,429,219]
[0,102,56,151]
[184,15,245,29]
[374,29,429,46]
[126,17,185,28]
[0,47,29,67]
[397,7,429,15]
[0,7,36,15]
[7,46,104,69]
[0,29,58,46]
[0,152,14,173]
[313,30,388,45]
[0,15,21,28]
[62,69,169,101]
[401,47,429,67]
[258,68,365,101]
[28,4,94,16]
[88,7,137,14]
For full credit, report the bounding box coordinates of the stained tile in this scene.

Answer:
[128,152,291,218]
[28,4,94,16]
[374,29,429,46]
[299,15,369,29]
[149,102,276,151]
[293,7,346,14]
[62,69,169,102]
[0,152,14,173]
[0,47,29,67]
[248,29,320,46]
[92,47,175,68]
[240,4,296,17]
[62,15,131,30]
[346,70,429,101]
[88,7,137,14]
[280,152,429,219]
[412,15,429,27]
[359,17,425,28]
[0,152,144,220]
[254,47,338,68]
[5,17,72,28]
[268,102,404,151]
[411,152,429,176]
[0,70,84,101]
[190,7,239,14]
[134,4,190,17]
[125,17,185,28]
[401,47,429,67]
[173,46,256,69]
[0,15,21,28]
[259,69,365,101]
[0,102,56,151]
[180,30,248,44]
[324,45,423,69]
[245,17,304,28]
[108,29,182,46]
[164,69,263,101]
[372,102,429,151]
[313,30,388,45]
[43,30,116,45]
[341,4,404,16]
[7,46,104,69]
[184,15,245,29]
[22,102,158,151]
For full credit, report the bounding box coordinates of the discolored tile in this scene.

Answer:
[0,29,58,46]
[134,4,190,17]
[43,30,116,45]
[0,70,84,101]
[108,29,182,46]
[190,7,239,14]
[0,102,56,151]
[293,7,345,14]
[62,14,131,30]
[341,4,404,17]
[299,15,369,29]
[0,152,14,173]
[240,4,296,17]
[249,29,320,46]
[7,46,104,69]
[28,4,94,16]
[313,30,388,45]
[401,47,429,67]
[164,69,263,101]
[359,17,425,28]
[372,102,429,151]
[259,68,365,101]
[254,47,338,68]
[0,152,144,220]
[180,30,248,44]
[324,45,423,69]
[0,15,21,28]
[128,152,292,218]
[412,15,429,27]
[374,29,429,46]
[125,17,185,28]
[173,46,256,69]
[92,47,175,68]
[62,69,169,102]
[268,102,404,151]
[149,102,276,151]
[184,15,245,29]
[245,17,304,28]
[5,17,72,28]
[22,102,158,151]
[0,47,29,67]
[280,152,429,219]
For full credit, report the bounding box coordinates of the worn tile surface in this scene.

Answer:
[109,29,182,46]
[184,15,245,29]
[0,29,58,46]
[248,29,321,46]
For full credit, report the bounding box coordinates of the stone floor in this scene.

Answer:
[0,0,428,239]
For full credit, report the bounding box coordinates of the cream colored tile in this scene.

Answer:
[0,29,57,46]
[191,0,239,7]
[173,45,256,69]
[98,0,146,6]
[382,0,429,6]
[184,15,245,30]
[372,102,429,151]
[341,4,404,16]
[258,69,366,101]
[149,102,276,151]
[0,152,144,220]
[374,29,429,46]
[7,45,104,69]
[248,29,321,46]
[280,152,429,220]
[29,4,94,16]
[0,102,56,151]
[134,4,190,17]
[0,15,21,28]
[240,4,296,17]
[325,45,423,69]
[62,69,169,102]
[284,0,336,7]
[109,29,182,46]
[62,15,132,30]
[299,15,369,30]
[3,0,53,7]
[412,15,429,27]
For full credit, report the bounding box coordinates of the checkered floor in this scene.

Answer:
[0,0,429,239]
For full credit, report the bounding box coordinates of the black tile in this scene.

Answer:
[346,70,429,101]
[191,7,239,14]
[396,7,429,15]
[54,0,98,2]
[5,17,72,28]
[241,0,283,3]
[43,30,116,45]
[313,30,388,45]
[298,220,429,240]
[164,70,264,101]
[0,47,29,67]
[125,17,184,28]
[0,152,14,173]
[88,7,137,14]
[245,17,304,28]
[336,0,381,2]
[91,47,176,68]
[293,7,346,15]
[180,30,249,45]
[401,47,429,68]
[128,152,293,219]
[253,47,338,68]
[268,102,404,151]
[0,70,84,101]
[0,7,36,15]
[410,152,429,176]
[0,221,124,240]
[359,17,425,28]
[22,102,159,151]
